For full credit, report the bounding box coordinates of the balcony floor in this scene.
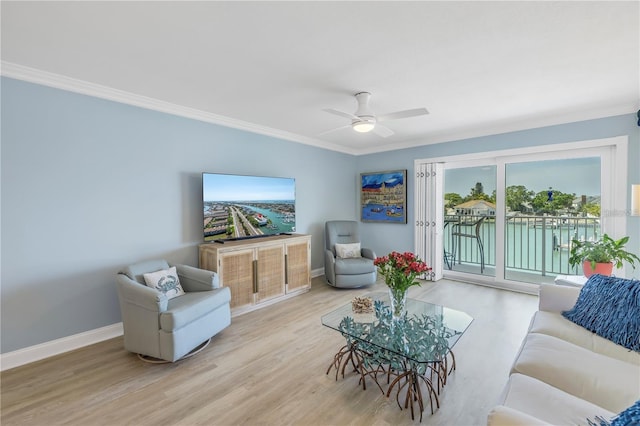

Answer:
[446,263,558,285]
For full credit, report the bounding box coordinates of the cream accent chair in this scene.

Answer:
[116,259,231,362]
[324,220,377,288]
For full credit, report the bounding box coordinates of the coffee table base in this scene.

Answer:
[326,346,457,422]
[326,343,366,389]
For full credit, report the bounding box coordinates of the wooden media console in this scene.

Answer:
[199,234,311,316]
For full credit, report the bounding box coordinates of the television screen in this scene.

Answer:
[203,173,296,242]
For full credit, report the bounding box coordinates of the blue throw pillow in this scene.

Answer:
[588,399,640,426]
[562,275,640,352]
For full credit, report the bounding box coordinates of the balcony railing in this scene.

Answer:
[443,214,600,279]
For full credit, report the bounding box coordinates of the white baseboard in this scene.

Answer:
[1,323,124,371]
[311,267,324,279]
[1,270,326,372]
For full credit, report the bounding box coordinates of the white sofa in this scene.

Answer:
[488,283,640,425]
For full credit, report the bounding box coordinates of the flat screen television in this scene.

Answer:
[203,173,296,242]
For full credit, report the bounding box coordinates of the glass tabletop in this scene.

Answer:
[321,292,473,364]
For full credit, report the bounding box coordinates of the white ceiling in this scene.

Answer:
[2,1,638,155]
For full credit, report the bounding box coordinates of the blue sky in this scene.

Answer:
[361,171,404,188]
[445,157,600,197]
[203,173,295,201]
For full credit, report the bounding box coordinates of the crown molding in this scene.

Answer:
[359,104,638,156]
[1,61,357,156]
[2,62,635,157]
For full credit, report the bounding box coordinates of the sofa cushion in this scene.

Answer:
[562,275,640,352]
[160,288,231,331]
[497,373,615,425]
[511,333,640,413]
[529,311,640,365]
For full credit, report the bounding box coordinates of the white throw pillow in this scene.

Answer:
[335,242,361,259]
[143,266,185,299]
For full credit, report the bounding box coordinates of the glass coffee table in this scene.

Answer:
[322,292,473,422]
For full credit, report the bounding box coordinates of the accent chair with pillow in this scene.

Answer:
[324,220,377,288]
[116,259,231,362]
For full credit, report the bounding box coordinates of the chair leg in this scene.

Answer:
[475,224,485,273]
[444,250,452,270]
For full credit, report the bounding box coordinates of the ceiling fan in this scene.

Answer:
[320,92,429,138]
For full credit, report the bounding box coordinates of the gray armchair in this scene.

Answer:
[115,259,231,362]
[324,220,377,288]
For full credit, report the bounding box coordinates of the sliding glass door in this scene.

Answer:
[416,138,625,290]
[503,157,601,283]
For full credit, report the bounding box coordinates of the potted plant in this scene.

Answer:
[569,234,640,277]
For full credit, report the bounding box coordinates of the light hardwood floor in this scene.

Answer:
[1,277,537,426]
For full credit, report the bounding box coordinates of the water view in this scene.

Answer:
[444,215,599,278]
[443,157,601,283]
[204,201,295,241]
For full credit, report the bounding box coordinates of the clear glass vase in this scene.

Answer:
[388,287,407,320]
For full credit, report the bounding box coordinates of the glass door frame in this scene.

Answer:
[414,136,629,293]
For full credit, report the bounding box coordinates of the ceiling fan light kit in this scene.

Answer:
[352,119,376,133]
[322,91,429,138]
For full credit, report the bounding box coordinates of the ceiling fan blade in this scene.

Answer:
[323,108,359,120]
[377,107,429,122]
[317,124,351,137]
[372,124,394,138]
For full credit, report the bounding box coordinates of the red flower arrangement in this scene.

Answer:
[374,251,432,292]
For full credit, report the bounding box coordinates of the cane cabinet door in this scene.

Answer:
[285,239,311,292]
[256,245,286,302]
[219,248,255,309]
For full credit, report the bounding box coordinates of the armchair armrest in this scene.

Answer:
[325,248,336,278]
[361,248,376,260]
[174,264,219,292]
[538,283,580,313]
[116,274,168,312]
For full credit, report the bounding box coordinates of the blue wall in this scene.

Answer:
[2,76,638,354]
[0,77,358,353]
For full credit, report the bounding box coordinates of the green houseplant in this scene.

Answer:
[568,234,640,277]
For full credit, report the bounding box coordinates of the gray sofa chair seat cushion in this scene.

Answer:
[335,256,377,275]
[160,287,231,332]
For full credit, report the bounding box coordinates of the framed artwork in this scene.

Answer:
[360,169,407,223]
